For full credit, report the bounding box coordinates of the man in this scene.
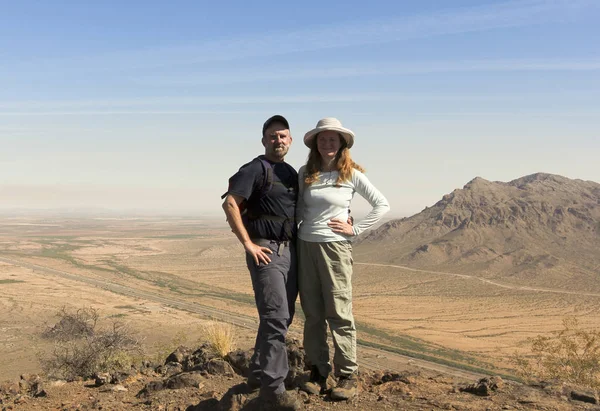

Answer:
[222,115,301,410]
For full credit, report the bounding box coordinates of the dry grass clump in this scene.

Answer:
[201,321,236,358]
[513,317,600,389]
[40,307,142,380]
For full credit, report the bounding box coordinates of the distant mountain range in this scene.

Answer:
[357,173,600,292]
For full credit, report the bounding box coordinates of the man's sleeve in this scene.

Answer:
[226,160,262,201]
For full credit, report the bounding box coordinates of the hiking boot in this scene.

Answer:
[330,373,358,401]
[261,390,302,410]
[300,366,326,395]
[246,374,261,392]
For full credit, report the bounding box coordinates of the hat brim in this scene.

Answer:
[303,126,354,148]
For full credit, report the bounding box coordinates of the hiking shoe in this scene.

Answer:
[330,373,358,401]
[261,390,302,410]
[246,374,261,392]
[300,366,326,396]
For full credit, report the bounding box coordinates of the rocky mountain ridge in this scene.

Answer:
[358,173,600,291]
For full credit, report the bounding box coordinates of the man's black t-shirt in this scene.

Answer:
[226,156,297,241]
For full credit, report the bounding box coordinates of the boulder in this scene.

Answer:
[165,346,192,364]
[165,372,205,390]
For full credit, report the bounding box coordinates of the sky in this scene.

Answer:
[1,0,599,217]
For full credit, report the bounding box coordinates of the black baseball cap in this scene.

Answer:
[262,115,290,137]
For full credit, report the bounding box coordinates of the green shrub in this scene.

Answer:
[513,317,600,388]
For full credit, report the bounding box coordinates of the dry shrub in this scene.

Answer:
[513,317,600,388]
[201,321,236,358]
[40,307,142,380]
[42,306,98,341]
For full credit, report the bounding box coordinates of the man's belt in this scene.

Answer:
[252,238,292,256]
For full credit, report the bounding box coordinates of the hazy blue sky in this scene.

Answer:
[1,0,599,216]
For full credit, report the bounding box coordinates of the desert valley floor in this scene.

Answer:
[1,215,599,381]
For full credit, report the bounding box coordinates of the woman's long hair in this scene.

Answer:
[304,133,365,186]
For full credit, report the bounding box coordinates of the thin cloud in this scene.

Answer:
[132,59,600,86]
[0,92,574,113]
[3,0,597,74]
[0,90,597,113]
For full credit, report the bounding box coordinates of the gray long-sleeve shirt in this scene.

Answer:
[297,165,390,242]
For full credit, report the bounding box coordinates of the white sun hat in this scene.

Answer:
[303,117,355,148]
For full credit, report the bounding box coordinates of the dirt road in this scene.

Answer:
[355,262,600,298]
[0,255,486,381]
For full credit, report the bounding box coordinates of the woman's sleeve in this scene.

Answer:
[296,166,305,227]
[351,170,390,236]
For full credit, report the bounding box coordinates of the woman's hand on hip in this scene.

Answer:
[328,218,355,236]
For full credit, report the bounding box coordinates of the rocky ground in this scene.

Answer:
[2,339,600,411]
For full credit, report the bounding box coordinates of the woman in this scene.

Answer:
[297,117,390,400]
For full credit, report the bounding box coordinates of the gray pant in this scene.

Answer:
[298,239,357,378]
[247,239,297,395]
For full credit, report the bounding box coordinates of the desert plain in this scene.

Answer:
[1,214,599,381]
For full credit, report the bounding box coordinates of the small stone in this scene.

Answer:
[14,395,26,404]
[517,393,541,404]
[99,384,128,393]
[570,390,598,404]
[112,385,128,392]
[94,373,111,386]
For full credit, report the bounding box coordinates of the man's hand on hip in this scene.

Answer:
[244,242,273,266]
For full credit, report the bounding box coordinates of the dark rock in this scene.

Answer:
[165,372,205,390]
[165,346,192,364]
[571,390,598,404]
[137,371,205,396]
[94,373,111,386]
[287,338,305,371]
[220,393,248,411]
[379,371,419,385]
[136,380,164,398]
[206,359,235,376]
[225,349,252,376]
[110,369,136,384]
[18,375,46,398]
[13,394,27,404]
[489,376,504,390]
[460,377,502,397]
[184,344,216,372]
[285,338,305,388]
[216,383,260,411]
[157,362,183,377]
[187,398,220,410]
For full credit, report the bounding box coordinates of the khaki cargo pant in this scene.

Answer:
[298,239,357,378]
